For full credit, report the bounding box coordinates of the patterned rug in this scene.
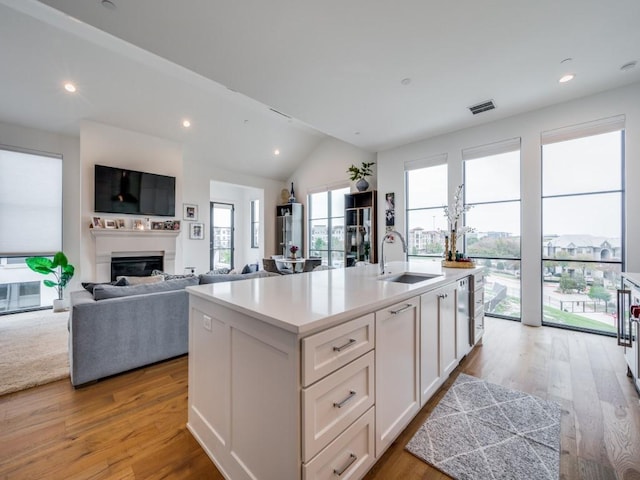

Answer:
[406,373,561,480]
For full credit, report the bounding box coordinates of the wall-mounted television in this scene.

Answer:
[94,164,176,217]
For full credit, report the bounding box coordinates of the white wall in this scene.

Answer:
[182,144,283,273]
[79,120,183,280]
[210,180,263,271]
[377,81,640,327]
[0,121,82,294]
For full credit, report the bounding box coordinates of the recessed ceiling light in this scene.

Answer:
[354,132,361,135]
[64,82,77,93]
[274,149,280,156]
[101,0,116,9]
[560,57,573,64]
[182,119,191,128]
[400,78,412,86]
[620,61,637,72]
[559,74,575,83]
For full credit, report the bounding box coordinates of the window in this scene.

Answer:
[0,147,62,314]
[463,140,521,320]
[250,199,260,248]
[308,186,350,267]
[542,124,624,335]
[210,202,234,271]
[405,162,448,263]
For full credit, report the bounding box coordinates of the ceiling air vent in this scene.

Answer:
[468,100,496,115]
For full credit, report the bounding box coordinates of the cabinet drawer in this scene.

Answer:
[302,351,375,461]
[302,313,374,386]
[473,272,485,289]
[303,407,375,480]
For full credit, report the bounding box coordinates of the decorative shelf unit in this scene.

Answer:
[276,203,304,257]
[344,190,377,266]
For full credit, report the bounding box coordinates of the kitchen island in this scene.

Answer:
[186,261,483,480]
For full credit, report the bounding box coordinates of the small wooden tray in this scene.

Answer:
[442,260,476,269]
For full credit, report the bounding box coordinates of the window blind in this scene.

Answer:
[404,153,448,172]
[462,137,521,162]
[0,147,62,256]
[541,115,625,145]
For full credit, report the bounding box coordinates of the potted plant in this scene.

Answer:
[289,245,299,259]
[347,161,375,192]
[25,251,75,312]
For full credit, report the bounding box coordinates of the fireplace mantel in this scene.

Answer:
[91,228,181,282]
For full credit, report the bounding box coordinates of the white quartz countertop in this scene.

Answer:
[187,261,482,336]
[623,272,640,288]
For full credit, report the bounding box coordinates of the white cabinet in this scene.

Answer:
[420,283,457,406]
[375,297,420,456]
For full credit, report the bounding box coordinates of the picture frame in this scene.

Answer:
[133,219,145,230]
[151,221,165,230]
[92,217,104,228]
[189,222,204,240]
[116,218,126,229]
[104,219,117,229]
[183,203,198,221]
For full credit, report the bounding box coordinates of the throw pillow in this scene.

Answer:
[81,277,128,294]
[151,269,197,281]
[93,276,199,300]
[115,275,164,285]
[241,264,252,274]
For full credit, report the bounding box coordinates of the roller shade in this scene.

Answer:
[462,138,521,161]
[541,115,625,145]
[0,146,62,256]
[404,153,448,172]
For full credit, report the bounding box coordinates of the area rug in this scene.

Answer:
[0,309,69,396]
[406,373,561,480]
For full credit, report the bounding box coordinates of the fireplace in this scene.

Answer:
[111,255,164,281]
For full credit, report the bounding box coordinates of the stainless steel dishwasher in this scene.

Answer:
[457,276,472,358]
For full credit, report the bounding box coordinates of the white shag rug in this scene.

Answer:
[0,309,69,396]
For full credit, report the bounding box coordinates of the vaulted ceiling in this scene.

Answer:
[1,0,639,180]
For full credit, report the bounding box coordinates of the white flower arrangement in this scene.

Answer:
[443,184,474,235]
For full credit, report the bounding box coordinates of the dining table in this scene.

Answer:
[276,257,306,273]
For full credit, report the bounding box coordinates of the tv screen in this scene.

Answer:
[94,165,176,217]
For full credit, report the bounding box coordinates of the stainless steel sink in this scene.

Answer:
[380,272,443,284]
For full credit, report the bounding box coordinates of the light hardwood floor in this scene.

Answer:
[1,317,639,480]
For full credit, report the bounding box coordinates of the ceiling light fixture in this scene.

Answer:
[274,149,280,156]
[559,74,575,83]
[64,82,77,93]
[400,78,412,86]
[101,0,116,9]
[182,119,191,128]
[620,61,637,72]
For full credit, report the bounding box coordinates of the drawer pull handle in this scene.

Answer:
[333,390,356,408]
[390,304,413,314]
[333,338,356,352]
[438,293,448,299]
[333,453,357,476]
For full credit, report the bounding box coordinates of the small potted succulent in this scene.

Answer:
[25,251,75,312]
[347,161,375,192]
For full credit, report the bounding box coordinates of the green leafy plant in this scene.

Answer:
[347,161,375,181]
[25,251,75,300]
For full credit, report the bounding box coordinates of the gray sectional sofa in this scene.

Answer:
[69,270,278,386]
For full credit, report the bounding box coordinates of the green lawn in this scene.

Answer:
[543,305,616,333]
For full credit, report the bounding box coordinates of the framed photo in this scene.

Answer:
[116,218,126,229]
[189,222,204,240]
[92,217,104,228]
[183,203,198,221]
[104,219,117,229]
[133,219,145,230]
[151,221,165,230]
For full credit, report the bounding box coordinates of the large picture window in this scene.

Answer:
[0,146,62,314]
[542,124,624,335]
[464,140,521,320]
[405,162,448,263]
[308,186,349,267]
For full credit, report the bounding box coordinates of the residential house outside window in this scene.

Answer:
[308,186,349,267]
[464,139,521,320]
[541,118,624,335]
[0,146,62,314]
[405,160,448,264]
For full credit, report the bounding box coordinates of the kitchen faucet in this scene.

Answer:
[380,230,407,274]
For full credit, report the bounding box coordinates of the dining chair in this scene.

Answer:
[302,257,322,273]
[263,258,291,275]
